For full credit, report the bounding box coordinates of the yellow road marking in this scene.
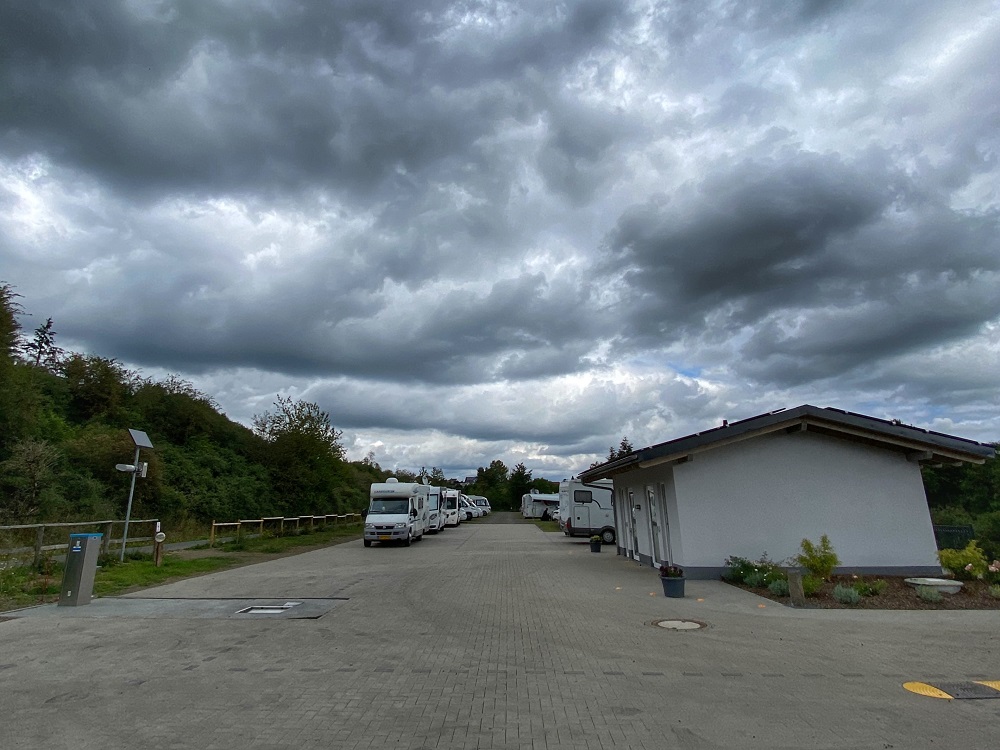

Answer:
[903,682,953,699]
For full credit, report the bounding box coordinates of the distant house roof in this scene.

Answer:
[464,476,477,485]
[579,405,995,482]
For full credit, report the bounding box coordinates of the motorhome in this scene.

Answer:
[467,495,491,515]
[364,478,429,546]
[442,489,463,527]
[460,495,481,519]
[559,478,615,544]
[426,485,446,533]
[521,491,560,520]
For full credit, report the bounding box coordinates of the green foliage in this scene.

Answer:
[802,575,823,596]
[768,579,789,596]
[795,535,839,580]
[916,586,942,603]
[832,584,861,605]
[938,540,989,580]
[989,585,1000,599]
[852,578,888,597]
[722,553,786,586]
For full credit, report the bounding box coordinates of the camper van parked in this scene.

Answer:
[521,491,560,520]
[468,495,491,515]
[364,478,429,546]
[442,489,463,527]
[559,478,615,544]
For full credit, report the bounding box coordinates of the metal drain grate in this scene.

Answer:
[235,602,302,615]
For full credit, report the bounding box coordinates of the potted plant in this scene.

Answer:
[659,563,685,598]
[589,535,602,553]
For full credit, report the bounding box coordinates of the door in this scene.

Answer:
[573,490,592,532]
[657,482,674,565]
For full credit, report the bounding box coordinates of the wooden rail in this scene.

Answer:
[208,513,362,546]
[0,519,159,566]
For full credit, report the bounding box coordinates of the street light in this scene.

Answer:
[115,428,154,562]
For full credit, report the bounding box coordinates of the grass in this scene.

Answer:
[530,519,562,533]
[216,522,362,553]
[0,522,364,612]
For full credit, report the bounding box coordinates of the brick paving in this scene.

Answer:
[2,516,998,748]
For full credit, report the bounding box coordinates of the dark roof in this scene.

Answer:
[579,405,995,481]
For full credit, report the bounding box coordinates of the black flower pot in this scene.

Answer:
[589,541,602,553]
[660,576,685,598]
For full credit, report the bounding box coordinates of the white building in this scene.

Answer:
[577,405,995,579]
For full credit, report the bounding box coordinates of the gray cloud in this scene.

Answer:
[3,0,999,477]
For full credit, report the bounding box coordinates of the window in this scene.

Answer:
[574,490,593,503]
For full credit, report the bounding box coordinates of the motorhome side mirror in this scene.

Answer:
[410,509,417,518]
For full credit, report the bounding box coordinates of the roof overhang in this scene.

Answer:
[579,405,995,482]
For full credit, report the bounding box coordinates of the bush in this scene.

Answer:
[795,535,839,580]
[723,553,786,586]
[852,578,888,597]
[802,575,823,596]
[938,540,988,580]
[916,586,942,603]
[744,571,766,588]
[832,584,861,605]
[721,556,756,583]
[989,585,1000,599]
[768,579,789,596]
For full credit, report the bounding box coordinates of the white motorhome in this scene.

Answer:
[467,494,491,515]
[442,489,463,527]
[364,478,429,547]
[521,491,560,520]
[559,478,615,544]
[426,485,446,533]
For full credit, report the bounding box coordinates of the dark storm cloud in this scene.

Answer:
[0,0,627,200]
[604,149,1000,386]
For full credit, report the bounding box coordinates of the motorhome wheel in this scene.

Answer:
[601,529,616,544]
[403,533,411,547]
[363,539,372,547]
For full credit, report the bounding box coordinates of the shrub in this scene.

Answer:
[916,586,942,603]
[722,554,786,586]
[989,585,1000,600]
[722,556,756,583]
[938,541,988,580]
[744,571,767,588]
[802,575,823,596]
[795,535,839,580]
[832,584,861,605]
[768,579,789,596]
[852,578,888,597]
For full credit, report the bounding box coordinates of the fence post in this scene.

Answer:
[33,526,45,568]
[102,522,113,555]
[209,521,216,548]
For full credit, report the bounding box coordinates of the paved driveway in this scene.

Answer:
[2,519,998,749]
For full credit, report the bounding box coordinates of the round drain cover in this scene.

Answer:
[654,619,706,630]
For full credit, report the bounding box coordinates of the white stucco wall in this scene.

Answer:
[614,430,940,573]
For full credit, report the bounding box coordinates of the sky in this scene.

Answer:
[2,0,999,480]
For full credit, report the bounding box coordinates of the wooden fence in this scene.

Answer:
[209,513,362,546]
[0,518,159,566]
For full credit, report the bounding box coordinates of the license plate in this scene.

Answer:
[378,535,391,540]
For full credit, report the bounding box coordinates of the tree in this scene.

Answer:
[590,436,635,469]
[252,395,345,459]
[252,396,346,514]
[508,462,533,511]
[0,438,62,522]
[21,317,64,371]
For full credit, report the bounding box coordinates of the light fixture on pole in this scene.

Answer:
[116,428,154,562]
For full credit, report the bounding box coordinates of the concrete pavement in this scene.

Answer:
[2,515,998,749]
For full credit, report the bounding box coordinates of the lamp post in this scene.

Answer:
[116,428,154,562]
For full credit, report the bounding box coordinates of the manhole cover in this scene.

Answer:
[653,619,706,630]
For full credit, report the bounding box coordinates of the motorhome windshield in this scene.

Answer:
[368,499,409,514]
[446,497,458,509]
